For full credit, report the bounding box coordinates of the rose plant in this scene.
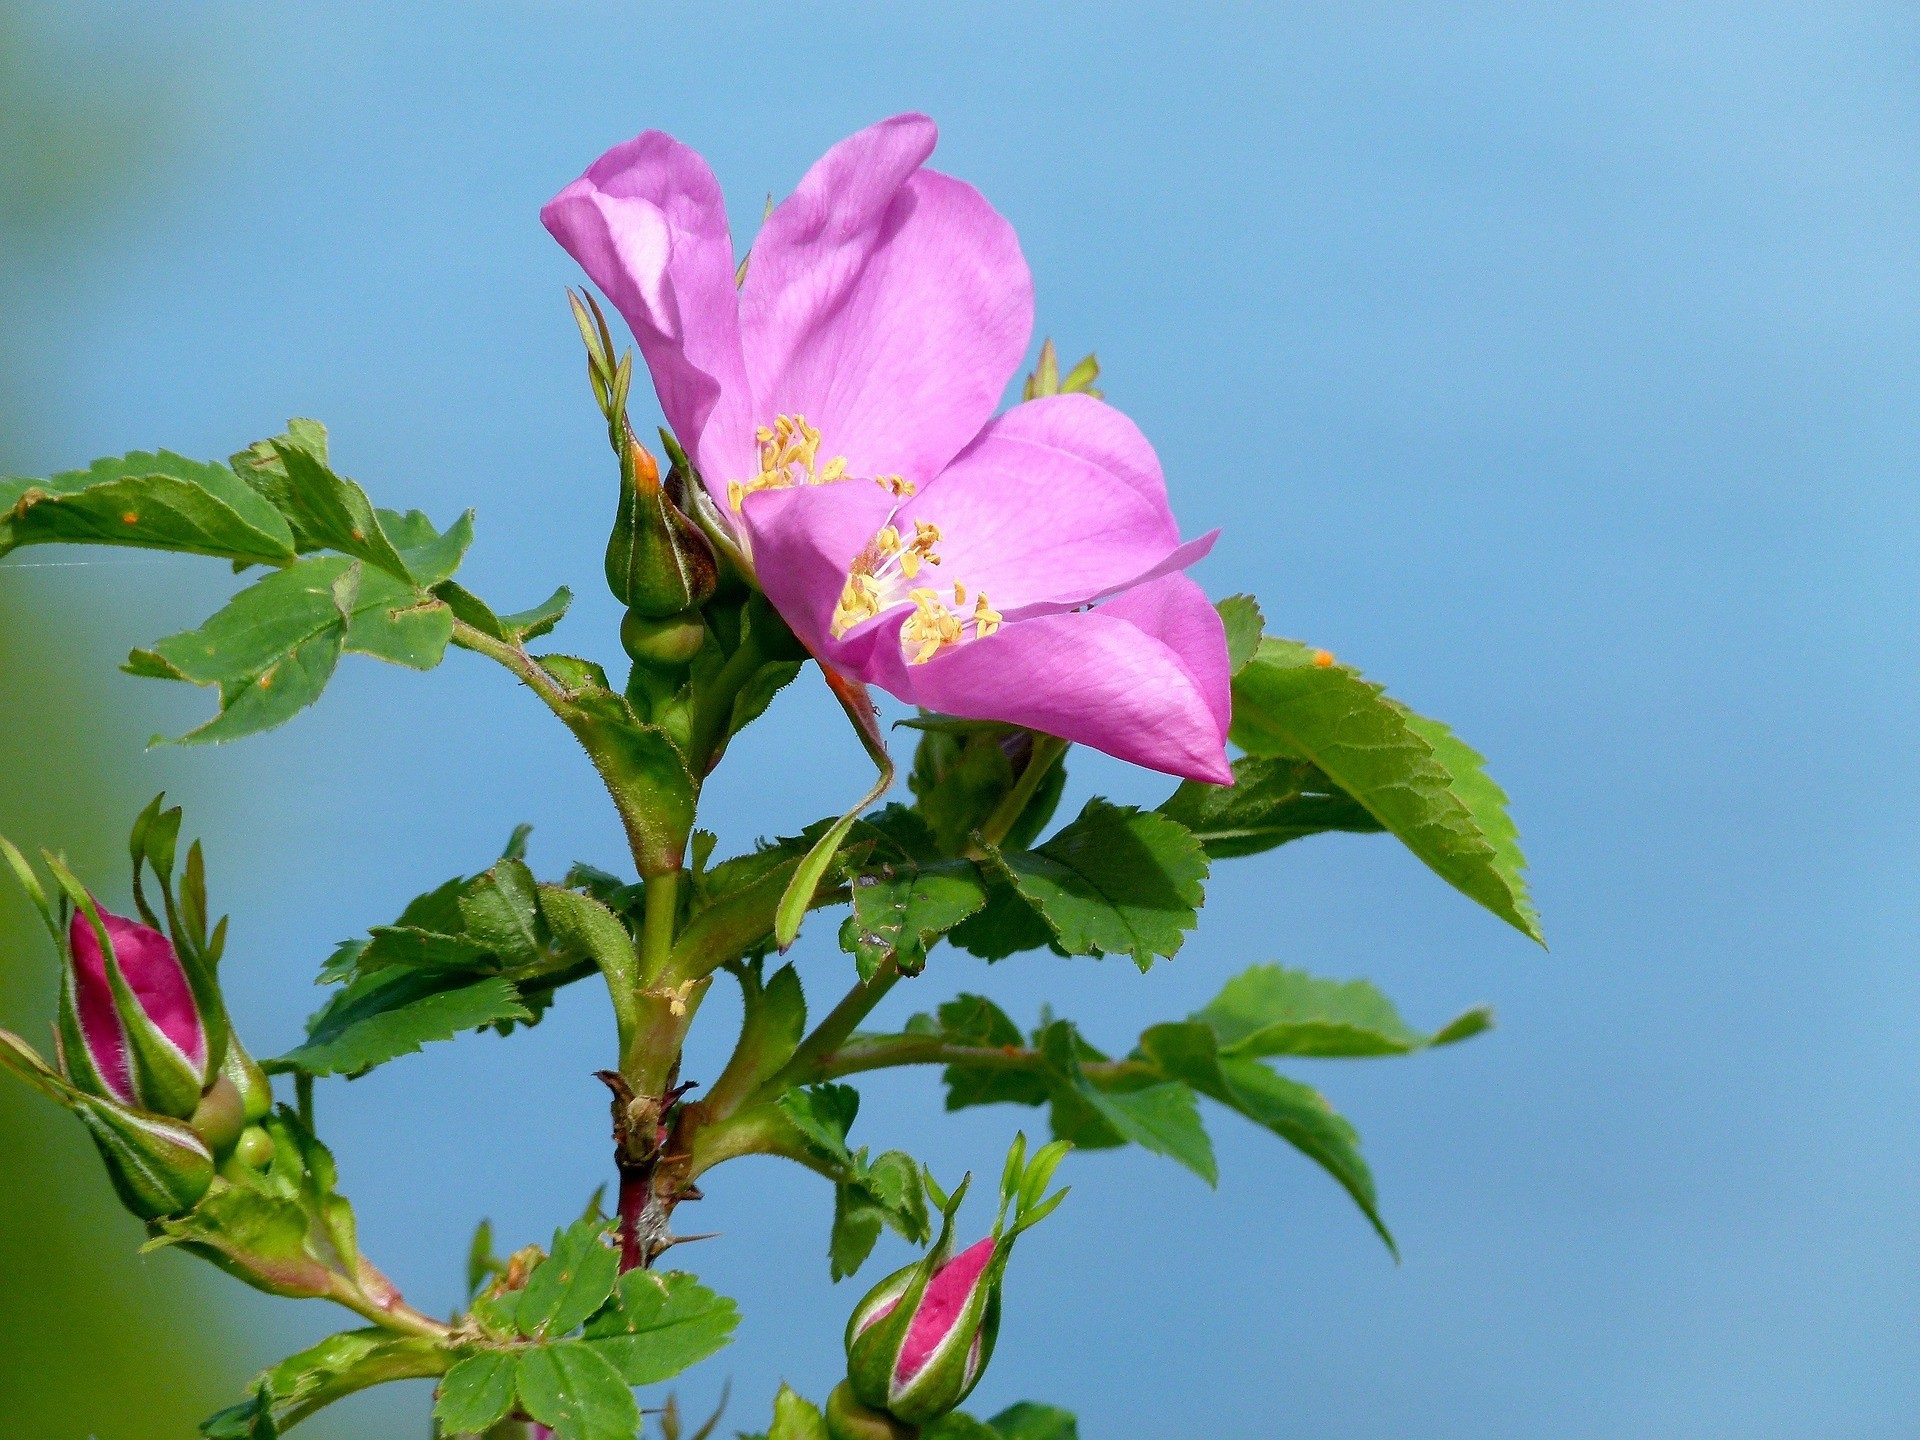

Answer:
[0,115,1538,1440]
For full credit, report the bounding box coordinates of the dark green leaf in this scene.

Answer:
[133,556,354,744]
[948,879,1058,962]
[564,689,697,878]
[907,994,1052,1111]
[515,1340,641,1440]
[458,859,545,967]
[435,1352,518,1435]
[1158,754,1382,858]
[276,970,530,1077]
[516,1219,620,1339]
[581,1269,739,1385]
[2,449,296,565]
[1189,964,1491,1058]
[986,800,1208,969]
[840,809,988,978]
[1230,638,1541,943]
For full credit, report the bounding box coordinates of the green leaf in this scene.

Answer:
[206,1328,449,1436]
[1230,638,1542,943]
[276,970,530,1078]
[1187,964,1492,1058]
[839,809,988,978]
[516,1218,621,1340]
[131,550,454,744]
[1136,1021,1392,1252]
[132,556,354,744]
[1158,754,1382,858]
[1038,1022,1215,1184]
[775,1084,860,1165]
[831,1148,929,1280]
[765,1385,829,1440]
[1216,594,1264,677]
[987,1403,1080,1440]
[435,1351,518,1435]
[515,1340,641,1440]
[1,449,297,565]
[948,878,1058,962]
[924,1417,999,1440]
[581,1269,740,1385]
[231,421,419,585]
[986,799,1208,969]
[466,1218,499,1300]
[458,858,545,967]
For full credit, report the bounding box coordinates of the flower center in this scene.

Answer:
[726,413,917,512]
[831,519,1002,664]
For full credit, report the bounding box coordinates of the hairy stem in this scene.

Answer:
[814,1034,1154,1086]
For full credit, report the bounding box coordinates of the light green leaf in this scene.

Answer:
[986,799,1208,970]
[1038,1023,1215,1184]
[276,970,530,1078]
[564,690,697,879]
[831,1148,929,1280]
[1137,1020,1392,1252]
[766,1385,829,1440]
[1216,594,1264,677]
[458,859,545,966]
[581,1269,739,1385]
[775,1084,860,1165]
[516,1219,620,1340]
[987,1403,1080,1440]
[438,580,574,645]
[1,449,296,565]
[434,1351,518,1435]
[515,1340,641,1440]
[231,421,418,585]
[204,1328,449,1435]
[1230,638,1541,943]
[1158,754,1382,858]
[1188,964,1492,1058]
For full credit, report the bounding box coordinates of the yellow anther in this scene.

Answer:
[973,593,1002,638]
[875,525,901,555]
[953,582,967,604]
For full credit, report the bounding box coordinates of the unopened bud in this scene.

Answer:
[73,1091,216,1219]
[607,439,718,618]
[842,1137,1070,1427]
[58,896,214,1120]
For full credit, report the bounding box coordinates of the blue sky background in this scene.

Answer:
[5,5,1918,1437]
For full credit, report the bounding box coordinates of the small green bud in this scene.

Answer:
[621,610,709,667]
[607,438,718,617]
[190,1072,248,1158]
[231,1123,276,1171]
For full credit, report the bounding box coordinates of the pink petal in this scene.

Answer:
[68,907,206,1093]
[542,132,757,498]
[1098,571,1234,744]
[739,114,1033,492]
[896,1237,996,1385]
[893,398,1186,614]
[873,583,1235,784]
[738,480,900,666]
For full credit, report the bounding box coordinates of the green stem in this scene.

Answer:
[638,870,680,986]
[685,625,774,768]
[815,1035,1154,1086]
[762,961,903,1095]
[968,733,1069,858]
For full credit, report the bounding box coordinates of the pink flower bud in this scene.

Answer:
[60,900,211,1119]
